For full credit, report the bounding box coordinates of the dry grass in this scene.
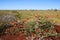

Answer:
[0,10,60,24]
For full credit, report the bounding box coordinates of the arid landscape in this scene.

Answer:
[0,10,60,40]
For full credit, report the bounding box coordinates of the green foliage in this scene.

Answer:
[0,10,60,39]
[0,22,13,35]
[25,16,56,37]
[12,11,21,19]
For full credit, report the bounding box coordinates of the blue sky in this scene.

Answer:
[0,0,60,10]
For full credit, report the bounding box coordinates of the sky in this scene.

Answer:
[0,0,60,10]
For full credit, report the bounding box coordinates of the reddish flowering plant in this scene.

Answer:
[36,28,41,34]
[20,20,27,28]
[26,36,31,40]
[51,20,57,24]
[34,36,39,40]
[37,30,41,34]
[5,29,10,33]
[14,20,17,27]
[54,25,60,33]
[35,15,39,18]
[21,20,27,23]
[31,33,35,37]
[45,29,49,32]
[44,15,49,18]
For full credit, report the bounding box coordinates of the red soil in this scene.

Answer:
[54,25,60,33]
[0,25,60,40]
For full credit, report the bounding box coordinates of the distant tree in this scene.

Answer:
[54,9,57,11]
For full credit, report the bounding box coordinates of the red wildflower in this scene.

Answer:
[34,36,39,40]
[31,33,35,37]
[45,15,49,18]
[45,29,49,32]
[14,20,17,27]
[26,36,31,40]
[54,25,60,33]
[21,20,27,23]
[37,31,40,34]
[35,15,39,18]
[36,28,41,34]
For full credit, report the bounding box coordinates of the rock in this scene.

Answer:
[2,14,16,22]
